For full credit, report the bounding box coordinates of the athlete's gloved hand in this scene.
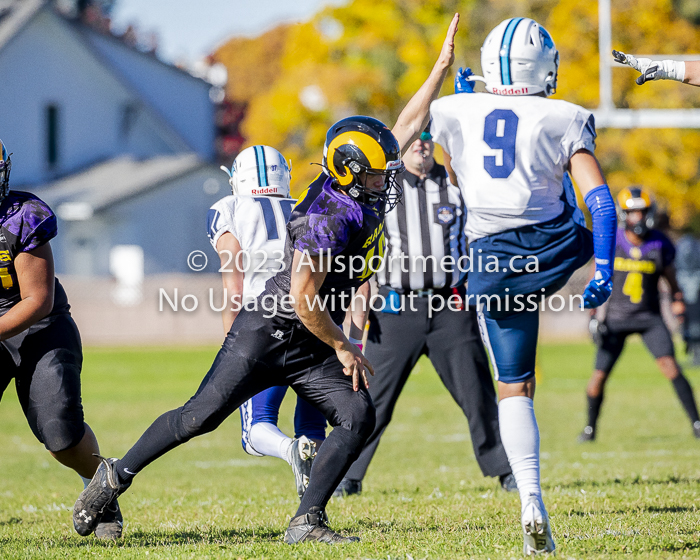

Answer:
[582,270,613,309]
[612,50,685,85]
[455,67,475,93]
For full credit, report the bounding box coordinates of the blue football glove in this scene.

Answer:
[582,270,613,309]
[455,67,475,94]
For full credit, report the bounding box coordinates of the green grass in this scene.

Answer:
[1,339,699,558]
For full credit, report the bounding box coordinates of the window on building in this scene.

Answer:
[121,102,139,139]
[46,105,59,167]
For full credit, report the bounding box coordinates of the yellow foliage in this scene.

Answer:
[214,25,290,103]
[216,0,700,224]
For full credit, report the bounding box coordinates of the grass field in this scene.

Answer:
[1,339,699,559]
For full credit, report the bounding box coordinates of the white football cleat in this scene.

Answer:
[289,436,316,500]
[521,494,555,555]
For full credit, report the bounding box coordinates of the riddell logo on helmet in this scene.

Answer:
[492,86,530,95]
[251,187,280,194]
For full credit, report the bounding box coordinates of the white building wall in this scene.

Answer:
[84,30,216,160]
[49,166,226,276]
[109,167,225,275]
[0,9,196,186]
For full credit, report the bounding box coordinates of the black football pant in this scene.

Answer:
[344,290,511,482]
[0,313,85,453]
[117,307,375,517]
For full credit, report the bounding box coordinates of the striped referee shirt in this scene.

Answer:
[380,163,468,291]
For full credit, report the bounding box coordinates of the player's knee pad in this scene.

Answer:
[39,417,85,453]
[177,404,226,440]
[339,395,376,440]
[27,396,85,453]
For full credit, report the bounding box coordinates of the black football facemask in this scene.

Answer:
[623,208,654,238]
[342,160,404,213]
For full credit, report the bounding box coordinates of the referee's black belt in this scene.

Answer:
[378,285,465,298]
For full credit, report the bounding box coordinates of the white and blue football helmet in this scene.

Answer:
[220,145,291,197]
[0,140,11,201]
[480,17,559,97]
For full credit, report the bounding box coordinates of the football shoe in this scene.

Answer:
[289,436,316,500]
[94,498,123,539]
[500,473,518,493]
[332,478,362,498]
[578,425,596,442]
[522,494,555,555]
[73,456,130,537]
[284,507,359,544]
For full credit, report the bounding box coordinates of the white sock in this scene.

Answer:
[248,422,293,464]
[80,475,92,489]
[498,396,542,511]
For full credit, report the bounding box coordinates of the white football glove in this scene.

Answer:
[612,50,685,85]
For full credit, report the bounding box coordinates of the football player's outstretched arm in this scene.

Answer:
[392,13,459,153]
[290,250,374,391]
[686,61,700,86]
[0,243,55,340]
[216,232,245,334]
[569,150,617,309]
[613,50,700,87]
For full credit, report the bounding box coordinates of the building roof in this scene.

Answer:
[34,154,209,218]
[0,0,45,51]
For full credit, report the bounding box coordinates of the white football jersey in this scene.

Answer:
[430,93,596,241]
[207,195,296,300]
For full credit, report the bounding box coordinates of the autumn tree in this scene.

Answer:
[215,0,700,229]
[548,0,700,230]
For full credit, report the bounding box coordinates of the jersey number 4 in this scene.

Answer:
[622,271,644,304]
[483,109,519,179]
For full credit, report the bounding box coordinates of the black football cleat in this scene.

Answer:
[284,507,359,544]
[73,456,130,537]
[500,473,518,493]
[94,497,123,539]
[332,478,362,498]
[578,425,596,442]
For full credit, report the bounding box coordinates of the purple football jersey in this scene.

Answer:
[0,191,69,314]
[265,173,385,324]
[606,228,675,324]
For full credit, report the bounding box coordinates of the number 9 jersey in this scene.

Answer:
[429,93,596,242]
